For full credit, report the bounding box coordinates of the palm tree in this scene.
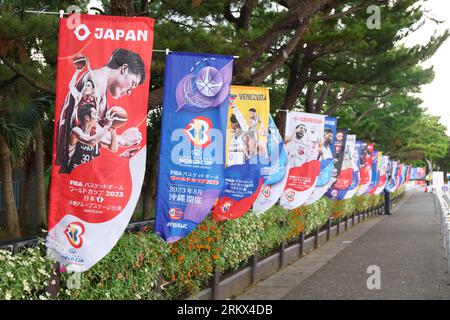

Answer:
[0,118,29,238]
[0,95,52,238]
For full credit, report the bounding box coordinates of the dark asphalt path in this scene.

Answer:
[283,190,450,299]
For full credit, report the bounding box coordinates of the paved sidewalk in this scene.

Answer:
[237,190,450,300]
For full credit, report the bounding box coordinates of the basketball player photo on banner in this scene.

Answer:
[356,142,374,195]
[386,161,398,192]
[46,14,154,272]
[326,134,358,200]
[280,111,325,210]
[374,155,389,195]
[305,116,337,205]
[212,85,269,221]
[154,52,233,242]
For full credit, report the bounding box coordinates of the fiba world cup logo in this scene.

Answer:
[286,191,295,202]
[169,208,184,220]
[184,116,213,148]
[221,201,233,213]
[64,222,85,249]
[262,185,271,198]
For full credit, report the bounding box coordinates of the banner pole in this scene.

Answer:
[45,261,61,299]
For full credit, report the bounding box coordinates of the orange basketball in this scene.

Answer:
[109,106,128,128]
[73,54,86,69]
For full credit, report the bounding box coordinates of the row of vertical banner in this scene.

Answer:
[46,14,412,272]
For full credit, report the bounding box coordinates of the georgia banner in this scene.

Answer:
[356,142,374,196]
[46,15,154,272]
[213,85,269,221]
[305,116,337,205]
[253,115,288,214]
[280,112,325,210]
[326,134,359,200]
[154,52,233,242]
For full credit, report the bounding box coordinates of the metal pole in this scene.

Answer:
[345,215,349,231]
[156,269,164,296]
[279,240,285,269]
[326,218,331,241]
[337,216,341,235]
[279,220,286,268]
[251,252,258,284]
[299,231,304,257]
[45,262,61,299]
[314,227,319,249]
[211,269,221,300]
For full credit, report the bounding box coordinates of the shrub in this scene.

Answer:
[58,230,169,300]
[163,217,221,299]
[257,206,288,257]
[0,242,52,300]
[303,197,332,235]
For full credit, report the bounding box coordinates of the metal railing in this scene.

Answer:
[435,190,450,273]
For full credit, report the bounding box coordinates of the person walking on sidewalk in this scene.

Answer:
[384,189,391,215]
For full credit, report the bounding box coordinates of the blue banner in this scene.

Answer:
[154,52,233,243]
[367,150,379,194]
[385,161,397,192]
[253,115,288,214]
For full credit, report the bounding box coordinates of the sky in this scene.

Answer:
[403,0,450,134]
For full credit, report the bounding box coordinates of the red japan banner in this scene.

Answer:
[46,14,154,272]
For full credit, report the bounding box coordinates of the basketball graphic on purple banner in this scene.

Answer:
[195,66,223,97]
[176,57,233,112]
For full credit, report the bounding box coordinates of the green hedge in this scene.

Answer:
[0,190,403,300]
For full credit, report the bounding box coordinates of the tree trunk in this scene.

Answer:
[275,110,287,141]
[305,83,315,113]
[0,136,21,238]
[149,141,160,216]
[314,82,332,113]
[111,0,135,16]
[234,0,330,82]
[281,46,313,113]
[425,158,433,174]
[35,123,47,229]
[140,0,148,14]
[142,149,154,220]
[19,159,33,235]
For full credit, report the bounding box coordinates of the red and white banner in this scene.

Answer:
[46,14,154,272]
[356,142,374,195]
[280,112,324,210]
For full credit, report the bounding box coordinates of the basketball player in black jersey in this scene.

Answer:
[61,103,118,173]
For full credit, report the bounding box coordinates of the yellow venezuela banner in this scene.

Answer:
[225,85,270,167]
